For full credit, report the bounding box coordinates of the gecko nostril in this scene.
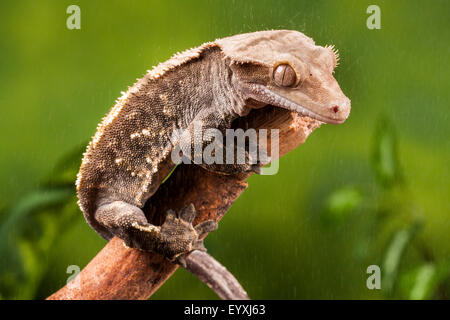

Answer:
[331,105,339,113]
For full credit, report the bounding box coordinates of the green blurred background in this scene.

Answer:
[0,0,449,299]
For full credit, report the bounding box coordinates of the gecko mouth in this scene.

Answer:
[249,84,345,124]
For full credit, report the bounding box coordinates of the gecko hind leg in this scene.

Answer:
[95,201,218,263]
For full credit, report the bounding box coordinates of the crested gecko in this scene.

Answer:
[76,30,351,264]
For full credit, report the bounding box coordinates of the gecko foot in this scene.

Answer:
[159,203,218,265]
[95,201,217,261]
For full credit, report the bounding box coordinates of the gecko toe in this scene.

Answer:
[194,220,218,236]
[179,203,196,223]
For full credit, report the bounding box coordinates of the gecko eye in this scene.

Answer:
[273,64,297,87]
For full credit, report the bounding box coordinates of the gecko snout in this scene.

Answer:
[327,98,351,123]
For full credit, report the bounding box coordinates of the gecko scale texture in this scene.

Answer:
[76,30,351,262]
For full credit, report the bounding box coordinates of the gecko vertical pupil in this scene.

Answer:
[273,64,296,87]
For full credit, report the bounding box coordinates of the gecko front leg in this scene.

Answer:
[95,202,217,264]
[200,128,267,175]
[182,114,265,175]
[199,142,265,175]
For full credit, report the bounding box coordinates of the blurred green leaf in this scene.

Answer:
[0,189,73,248]
[408,264,436,300]
[382,221,422,295]
[0,144,84,299]
[322,187,362,224]
[43,144,86,187]
[372,118,403,189]
[399,261,450,300]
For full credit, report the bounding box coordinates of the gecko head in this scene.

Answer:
[217,30,351,124]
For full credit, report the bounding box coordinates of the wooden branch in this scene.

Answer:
[47,107,321,300]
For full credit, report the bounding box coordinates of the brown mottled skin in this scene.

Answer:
[76,30,351,264]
